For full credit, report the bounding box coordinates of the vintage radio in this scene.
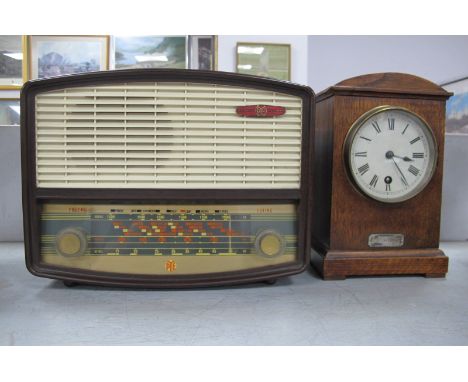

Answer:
[311,73,451,279]
[21,69,314,287]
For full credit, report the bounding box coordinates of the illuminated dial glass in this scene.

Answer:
[345,106,437,203]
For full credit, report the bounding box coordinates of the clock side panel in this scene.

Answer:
[311,96,334,249]
[329,95,446,251]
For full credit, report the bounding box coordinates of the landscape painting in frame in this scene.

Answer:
[28,36,109,79]
[443,77,468,135]
[0,35,24,88]
[236,42,290,81]
[115,36,187,69]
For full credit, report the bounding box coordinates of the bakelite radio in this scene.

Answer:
[21,69,314,287]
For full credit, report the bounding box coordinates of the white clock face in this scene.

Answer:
[345,106,437,203]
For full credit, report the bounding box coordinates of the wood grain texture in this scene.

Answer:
[336,72,449,93]
[311,73,451,280]
[319,72,452,101]
[330,96,445,250]
[311,247,448,280]
[311,96,334,248]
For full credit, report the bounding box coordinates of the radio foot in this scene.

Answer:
[63,280,79,288]
[263,279,277,285]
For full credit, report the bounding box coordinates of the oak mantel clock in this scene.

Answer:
[311,72,452,280]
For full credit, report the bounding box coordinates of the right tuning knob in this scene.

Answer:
[255,229,285,258]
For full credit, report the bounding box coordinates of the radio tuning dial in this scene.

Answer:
[255,230,285,258]
[55,228,88,257]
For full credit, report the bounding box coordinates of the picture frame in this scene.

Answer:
[27,35,109,80]
[188,35,217,70]
[0,35,27,89]
[442,76,468,135]
[114,36,187,70]
[0,97,20,126]
[236,42,291,81]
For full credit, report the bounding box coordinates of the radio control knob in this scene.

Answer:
[255,230,285,258]
[55,228,88,257]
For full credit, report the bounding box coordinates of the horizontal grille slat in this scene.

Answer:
[35,82,303,189]
[37,130,301,138]
[37,138,301,145]
[36,105,303,114]
[36,153,301,160]
[37,160,299,167]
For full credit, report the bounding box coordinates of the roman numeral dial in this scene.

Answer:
[372,121,381,133]
[355,152,367,157]
[358,163,370,175]
[408,165,420,176]
[346,107,437,203]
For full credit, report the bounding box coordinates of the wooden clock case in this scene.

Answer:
[311,73,452,280]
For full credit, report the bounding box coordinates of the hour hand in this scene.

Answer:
[393,154,414,162]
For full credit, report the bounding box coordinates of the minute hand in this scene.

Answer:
[392,157,409,186]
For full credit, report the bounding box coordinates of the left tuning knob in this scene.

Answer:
[55,228,88,257]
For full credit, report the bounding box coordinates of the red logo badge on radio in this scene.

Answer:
[236,105,286,118]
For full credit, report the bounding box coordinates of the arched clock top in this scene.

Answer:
[317,72,452,101]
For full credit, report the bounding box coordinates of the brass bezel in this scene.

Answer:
[343,105,438,204]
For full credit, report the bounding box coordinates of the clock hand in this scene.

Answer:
[393,154,414,162]
[391,157,409,187]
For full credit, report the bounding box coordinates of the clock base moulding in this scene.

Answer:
[311,244,449,280]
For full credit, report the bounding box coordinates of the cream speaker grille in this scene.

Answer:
[35,82,303,189]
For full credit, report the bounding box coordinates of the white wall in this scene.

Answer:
[0,127,22,241]
[0,90,20,98]
[307,35,468,92]
[307,35,468,241]
[217,35,308,85]
[442,135,468,241]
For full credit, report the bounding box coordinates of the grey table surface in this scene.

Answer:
[0,242,467,345]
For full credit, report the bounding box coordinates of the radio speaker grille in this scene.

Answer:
[35,82,303,189]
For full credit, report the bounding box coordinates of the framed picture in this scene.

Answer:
[27,35,109,80]
[114,36,187,70]
[0,98,20,126]
[442,77,468,135]
[0,35,26,89]
[236,42,291,81]
[188,35,217,70]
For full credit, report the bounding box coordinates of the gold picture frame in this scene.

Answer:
[26,35,110,80]
[0,36,28,89]
[236,42,291,81]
